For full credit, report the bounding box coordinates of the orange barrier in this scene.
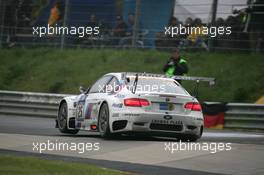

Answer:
[256,96,264,104]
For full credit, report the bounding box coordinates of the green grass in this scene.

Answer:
[0,48,263,102]
[0,155,129,175]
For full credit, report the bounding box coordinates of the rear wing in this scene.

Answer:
[123,72,215,97]
[123,72,215,86]
[172,75,216,86]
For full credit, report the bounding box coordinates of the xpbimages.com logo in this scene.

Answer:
[164,141,232,154]
[32,140,100,154]
[165,24,232,38]
[32,24,100,38]
[99,82,166,94]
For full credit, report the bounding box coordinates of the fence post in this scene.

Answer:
[60,0,69,50]
[132,0,141,48]
[0,0,6,48]
[208,0,218,51]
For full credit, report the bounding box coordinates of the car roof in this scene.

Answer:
[104,72,123,80]
[105,72,173,81]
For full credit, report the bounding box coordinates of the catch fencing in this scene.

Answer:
[0,0,263,52]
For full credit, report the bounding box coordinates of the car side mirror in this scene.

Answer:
[79,86,89,94]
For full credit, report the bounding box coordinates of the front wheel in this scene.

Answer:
[98,103,111,138]
[57,102,79,134]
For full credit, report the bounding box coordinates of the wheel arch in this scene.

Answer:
[97,100,109,123]
[58,99,67,114]
[97,100,112,137]
[58,96,77,130]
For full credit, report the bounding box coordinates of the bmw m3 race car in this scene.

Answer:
[56,72,215,141]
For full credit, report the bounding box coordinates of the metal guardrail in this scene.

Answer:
[225,103,264,130]
[0,90,264,130]
[0,90,70,118]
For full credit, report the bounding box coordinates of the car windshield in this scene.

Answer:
[126,77,188,95]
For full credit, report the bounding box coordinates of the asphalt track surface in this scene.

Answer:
[0,115,264,175]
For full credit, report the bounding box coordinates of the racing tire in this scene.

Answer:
[178,126,203,142]
[57,102,79,134]
[178,135,199,142]
[98,103,112,138]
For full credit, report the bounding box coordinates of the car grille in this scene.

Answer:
[150,123,183,131]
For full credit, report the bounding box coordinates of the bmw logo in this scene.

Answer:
[164,115,172,120]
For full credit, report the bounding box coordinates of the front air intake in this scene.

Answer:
[112,120,128,131]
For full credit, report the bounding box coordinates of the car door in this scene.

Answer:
[77,75,113,130]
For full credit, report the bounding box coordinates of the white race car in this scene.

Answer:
[56,72,215,141]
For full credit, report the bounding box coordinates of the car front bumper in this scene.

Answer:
[110,111,203,136]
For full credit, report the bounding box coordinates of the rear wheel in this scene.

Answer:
[178,126,203,142]
[178,135,199,142]
[98,103,111,138]
[57,102,79,134]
